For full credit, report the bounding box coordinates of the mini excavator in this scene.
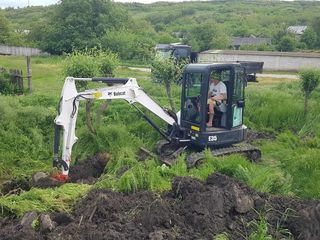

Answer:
[53,63,261,181]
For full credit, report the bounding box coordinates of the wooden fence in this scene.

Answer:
[0,45,48,56]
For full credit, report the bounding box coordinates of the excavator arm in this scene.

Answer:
[53,77,179,181]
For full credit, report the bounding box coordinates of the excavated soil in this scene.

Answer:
[246,129,275,143]
[68,152,110,184]
[1,172,320,240]
[0,152,110,195]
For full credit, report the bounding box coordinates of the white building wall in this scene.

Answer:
[199,51,320,71]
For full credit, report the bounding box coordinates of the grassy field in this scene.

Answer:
[0,55,319,216]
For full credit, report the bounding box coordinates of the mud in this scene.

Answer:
[1,172,320,240]
[68,152,110,184]
[246,129,275,143]
[0,177,31,195]
[0,152,109,194]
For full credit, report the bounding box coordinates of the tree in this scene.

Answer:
[311,17,320,48]
[37,0,130,54]
[151,56,186,112]
[211,33,230,50]
[101,29,155,62]
[277,35,296,52]
[185,20,230,51]
[299,69,320,115]
[0,13,11,44]
[300,28,317,49]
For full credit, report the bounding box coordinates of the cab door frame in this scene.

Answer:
[227,65,246,129]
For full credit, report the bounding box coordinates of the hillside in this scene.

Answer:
[1,0,320,54]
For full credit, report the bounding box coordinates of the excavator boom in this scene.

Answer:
[53,77,179,180]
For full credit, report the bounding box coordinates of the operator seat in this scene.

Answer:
[207,80,228,128]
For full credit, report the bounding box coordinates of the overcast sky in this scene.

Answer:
[0,0,203,8]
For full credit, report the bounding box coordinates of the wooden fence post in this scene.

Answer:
[26,56,32,92]
[20,69,23,91]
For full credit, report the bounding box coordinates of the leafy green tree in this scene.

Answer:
[299,69,320,114]
[185,21,229,51]
[300,28,317,49]
[0,13,11,44]
[151,56,186,111]
[272,27,289,45]
[277,35,296,52]
[211,33,230,49]
[101,29,154,62]
[37,0,130,54]
[155,32,178,45]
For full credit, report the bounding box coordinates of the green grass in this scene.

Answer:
[0,184,91,216]
[0,56,64,96]
[1,55,320,218]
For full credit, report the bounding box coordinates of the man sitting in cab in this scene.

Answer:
[207,73,227,127]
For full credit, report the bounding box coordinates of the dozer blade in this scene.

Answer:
[154,140,187,166]
[160,146,187,166]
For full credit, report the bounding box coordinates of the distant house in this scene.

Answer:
[287,26,307,35]
[231,37,272,50]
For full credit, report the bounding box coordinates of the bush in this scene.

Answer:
[0,72,12,95]
[63,49,119,89]
[0,71,23,95]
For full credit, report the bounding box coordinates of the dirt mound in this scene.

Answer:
[246,129,275,143]
[1,172,320,240]
[0,152,109,194]
[0,177,31,195]
[68,152,110,184]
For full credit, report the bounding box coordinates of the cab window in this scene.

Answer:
[183,73,202,124]
[233,69,245,100]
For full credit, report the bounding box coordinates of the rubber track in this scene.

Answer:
[186,144,261,168]
[211,144,260,157]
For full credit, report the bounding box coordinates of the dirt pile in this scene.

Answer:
[0,153,109,194]
[246,129,275,143]
[1,172,320,240]
[68,152,110,184]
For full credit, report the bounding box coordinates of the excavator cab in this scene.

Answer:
[180,63,247,148]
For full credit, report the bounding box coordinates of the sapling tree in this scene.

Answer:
[151,56,186,112]
[299,69,320,114]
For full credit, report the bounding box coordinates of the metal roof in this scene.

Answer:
[287,26,307,35]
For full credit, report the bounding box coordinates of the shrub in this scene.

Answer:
[63,48,120,89]
[0,70,23,95]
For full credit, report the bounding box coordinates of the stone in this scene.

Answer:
[232,185,254,214]
[235,194,254,214]
[40,214,57,233]
[228,222,235,230]
[32,172,48,183]
[20,211,38,228]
